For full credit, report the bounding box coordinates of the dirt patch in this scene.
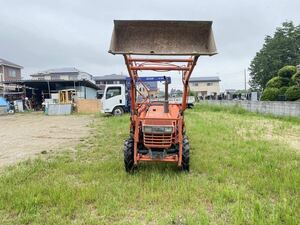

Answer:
[237,118,300,152]
[0,112,93,168]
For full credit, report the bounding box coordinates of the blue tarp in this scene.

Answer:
[0,97,8,107]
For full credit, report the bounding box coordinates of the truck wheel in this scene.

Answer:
[181,136,190,172]
[124,138,135,172]
[113,106,124,116]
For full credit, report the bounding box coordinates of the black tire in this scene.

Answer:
[181,136,190,172]
[124,138,135,172]
[113,106,124,116]
[187,103,194,109]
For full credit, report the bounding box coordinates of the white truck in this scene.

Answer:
[101,83,195,116]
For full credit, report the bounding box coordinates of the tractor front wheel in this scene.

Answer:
[124,138,135,172]
[181,136,190,172]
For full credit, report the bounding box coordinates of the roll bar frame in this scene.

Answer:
[123,55,199,114]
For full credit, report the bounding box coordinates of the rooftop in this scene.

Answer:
[190,76,221,82]
[94,74,127,81]
[2,79,99,90]
[31,67,91,76]
[0,58,23,69]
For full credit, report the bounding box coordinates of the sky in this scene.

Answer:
[0,0,299,91]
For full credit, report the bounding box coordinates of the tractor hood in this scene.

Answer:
[142,104,180,127]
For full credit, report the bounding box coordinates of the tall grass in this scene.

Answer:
[0,105,299,224]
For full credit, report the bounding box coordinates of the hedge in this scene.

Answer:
[291,71,300,86]
[266,76,290,88]
[285,86,300,101]
[261,88,280,101]
[278,65,297,78]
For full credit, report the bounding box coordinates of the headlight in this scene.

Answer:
[143,126,153,133]
[142,126,173,133]
[164,127,173,133]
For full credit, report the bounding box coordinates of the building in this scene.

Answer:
[137,81,159,98]
[94,74,127,89]
[0,58,23,82]
[0,58,23,97]
[30,67,93,82]
[189,76,221,98]
[224,89,236,100]
[94,74,127,98]
[3,79,99,109]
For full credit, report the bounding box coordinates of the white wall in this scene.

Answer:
[203,100,300,117]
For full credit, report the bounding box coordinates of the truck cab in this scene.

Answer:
[101,84,127,115]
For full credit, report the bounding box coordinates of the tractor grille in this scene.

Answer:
[144,133,172,148]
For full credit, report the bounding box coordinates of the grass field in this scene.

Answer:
[0,104,299,225]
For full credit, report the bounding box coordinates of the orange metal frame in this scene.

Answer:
[123,54,199,166]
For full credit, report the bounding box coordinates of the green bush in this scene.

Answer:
[278,65,297,78]
[189,91,196,97]
[279,86,288,95]
[277,86,288,101]
[286,86,300,101]
[291,71,300,86]
[261,88,280,101]
[266,76,290,88]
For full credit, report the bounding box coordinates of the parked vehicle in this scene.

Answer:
[101,78,195,116]
[108,20,217,172]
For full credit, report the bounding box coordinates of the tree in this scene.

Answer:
[266,76,289,88]
[249,22,300,90]
[286,86,300,101]
[261,88,280,101]
[278,65,297,79]
[291,71,300,86]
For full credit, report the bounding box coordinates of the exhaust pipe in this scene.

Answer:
[164,77,169,113]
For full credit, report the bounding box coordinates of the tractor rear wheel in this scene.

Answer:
[181,136,190,172]
[124,138,135,172]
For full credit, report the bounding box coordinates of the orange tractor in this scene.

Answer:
[109,20,217,172]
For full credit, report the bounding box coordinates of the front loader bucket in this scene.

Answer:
[109,20,217,56]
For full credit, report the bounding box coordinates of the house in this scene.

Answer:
[94,74,127,98]
[0,58,23,82]
[0,58,23,97]
[30,67,93,82]
[189,76,221,98]
[137,81,159,98]
[94,74,127,88]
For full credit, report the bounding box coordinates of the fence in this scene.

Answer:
[202,100,300,117]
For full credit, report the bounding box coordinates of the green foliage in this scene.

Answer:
[261,88,280,101]
[278,86,288,101]
[266,76,290,88]
[189,90,196,96]
[249,22,300,90]
[286,85,300,101]
[291,71,300,86]
[278,86,288,96]
[278,65,297,78]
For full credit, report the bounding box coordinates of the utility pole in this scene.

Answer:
[244,69,247,91]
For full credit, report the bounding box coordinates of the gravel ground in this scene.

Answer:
[0,112,93,168]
